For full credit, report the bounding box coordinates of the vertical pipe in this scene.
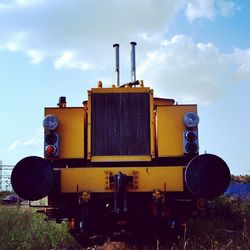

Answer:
[130,41,137,82]
[113,44,120,87]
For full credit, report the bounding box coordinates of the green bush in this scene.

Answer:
[0,206,80,250]
[183,196,250,250]
[0,196,249,250]
[210,196,250,227]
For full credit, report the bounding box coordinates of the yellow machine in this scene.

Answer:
[11,43,230,245]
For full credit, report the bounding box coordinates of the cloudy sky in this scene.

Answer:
[0,0,249,174]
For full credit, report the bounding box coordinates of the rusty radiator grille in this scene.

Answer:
[91,92,150,156]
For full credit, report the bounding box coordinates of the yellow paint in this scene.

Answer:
[60,166,184,193]
[91,155,151,162]
[154,98,175,106]
[156,105,197,157]
[45,107,85,158]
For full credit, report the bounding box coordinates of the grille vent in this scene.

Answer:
[91,92,150,156]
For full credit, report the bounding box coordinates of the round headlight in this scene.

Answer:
[43,115,59,131]
[183,112,199,128]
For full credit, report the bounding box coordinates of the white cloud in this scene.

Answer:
[54,51,94,71]
[0,0,182,68]
[0,0,246,104]
[185,0,236,22]
[0,0,43,11]
[0,0,237,70]
[8,138,42,151]
[0,32,27,51]
[8,141,22,151]
[137,35,250,104]
[217,0,237,17]
[185,0,215,21]
[231,48,250,82]
[4,42,19,51]
[15,0,43,6]
[26,49,45,64]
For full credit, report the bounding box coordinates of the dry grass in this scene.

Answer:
[0,194,249,250]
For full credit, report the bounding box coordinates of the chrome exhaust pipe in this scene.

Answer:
[130,42,137,82]
[113,43,120,86]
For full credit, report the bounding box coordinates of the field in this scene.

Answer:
[0,192,249,250]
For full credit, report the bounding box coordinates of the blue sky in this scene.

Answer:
[0,0,249,174]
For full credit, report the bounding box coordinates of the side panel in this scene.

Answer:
[157,105,197,157]
[45,107,85,158]
[60,166,184,193]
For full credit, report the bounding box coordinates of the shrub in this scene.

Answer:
[0,206,80,250]
[184,196,250,250]
[0,195,249,249]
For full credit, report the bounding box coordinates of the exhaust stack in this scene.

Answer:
[113,44,120,86]
[130,42,137,82]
